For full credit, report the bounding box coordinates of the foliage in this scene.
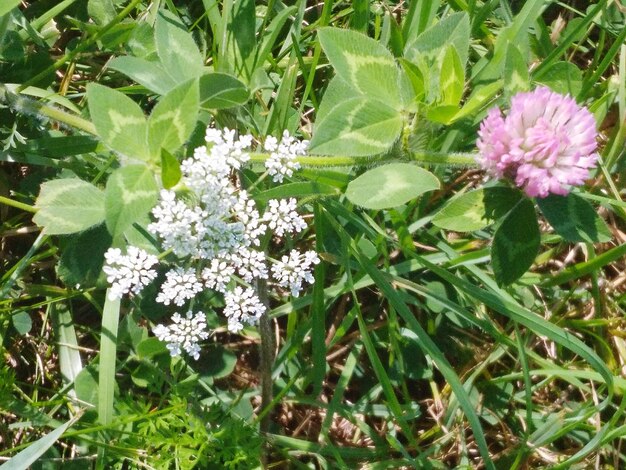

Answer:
[1,0,626,469]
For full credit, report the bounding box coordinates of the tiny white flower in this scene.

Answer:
[271,249,320,296]
[233,191,266,246]
[156,268,203,306]
[153,311,210,360]
[228,248,268,282]
[264,131,307,183]
[103,246,158,300]
[201,258,236,293]
[223,286,266,332]
[263,198,307,238]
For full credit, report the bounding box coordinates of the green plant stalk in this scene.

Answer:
[3,85,479,169]
[18,0,143,91]
[1,85,97,135]
[2,89,480,169]
[249,151,477,168]
[255,278,274,465]
[0,195,37,213]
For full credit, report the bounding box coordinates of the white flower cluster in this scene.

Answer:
[224,286,267,332]
[102,125,319,360]
[264,130,308,183]
[103,247,158,300]
[264,198,307,237]
[152,311,210,360]
[156,268,203,306]
[271,250,320,297]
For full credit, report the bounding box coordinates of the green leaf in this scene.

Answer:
[426,105,460,124]
[399,59,425,102]
[15,135,98,158]
[58,225,112,287]
[109,56,177,95]
[2,418,74,470]
[160,149,182,189]
[12,311,32,335]
[199,73,249,109]
[491,199,540,285]
[535,61,583,96]
[123,213,160,254]
[254,182,340,202]
[148,79,199,157]
[537,193,611,243]
[315,75,354,123]
[439,45,464,106]
[155,10,205,83]
[50,303,83,398]
[34,179,105,235]
[137,337,168,359]
[404,12,470,67]
[87,0,116,25]
[448,80,503,123]
[317,28,404,109]
[310,97,403,156]
[432,187,522,232]
[0,0,21,17]
[104,165,158,239]
[346,163,440,210]
[75,367,99,407]
[196,345,237,380]
[98,293,120,425]
[504,42,530,95]
[87,83,150,162]
[475,0,543,82]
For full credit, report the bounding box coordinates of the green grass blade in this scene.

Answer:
[98,291,121,426]
[50,302,83,399]
[1,417,75,469]
[351,247,495,470]
[413,254,614,407]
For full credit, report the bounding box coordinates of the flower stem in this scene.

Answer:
[249,151,478,168]
[0,85,97,136]
[411,151,477,167]
[0,195,38,213]
[256,277,275,464]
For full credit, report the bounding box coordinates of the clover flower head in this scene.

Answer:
[263,198,307,237]
[153,311,210,360]
[264,130,308,183]
[223,286,266,333]
[156,268,203,306]
[476,86,598,198]
[103,246,158,300]
[271,250,320,297]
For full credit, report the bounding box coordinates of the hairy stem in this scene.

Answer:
[256,277,275,466]
[0,195,37,213]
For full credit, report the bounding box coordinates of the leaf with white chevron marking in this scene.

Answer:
[318,28,407,110]
[34,179,106,235]
[105,165,158,239]
[309,97,403,156]
[87,83,151,162]
[148,79,199,156]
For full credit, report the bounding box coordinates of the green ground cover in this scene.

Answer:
[1,0,626,468]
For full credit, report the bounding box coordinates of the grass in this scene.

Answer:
[1,0,626,468]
